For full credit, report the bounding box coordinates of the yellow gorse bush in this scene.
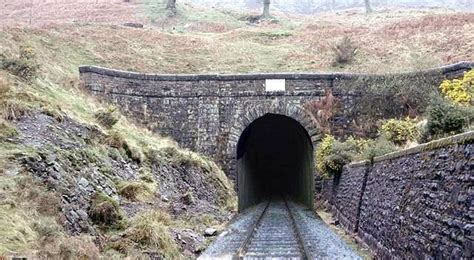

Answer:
[380,117,420,145]
[315,134,335,178]
[439,69,474,105]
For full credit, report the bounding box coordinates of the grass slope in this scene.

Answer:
[1,2,473,73]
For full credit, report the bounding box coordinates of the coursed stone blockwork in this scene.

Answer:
[79,62,473,182]
[323,131,474,259]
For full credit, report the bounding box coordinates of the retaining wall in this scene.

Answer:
[325,131,473,258]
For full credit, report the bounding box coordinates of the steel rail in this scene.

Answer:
[284,199,312,260]
[234,199,271,259]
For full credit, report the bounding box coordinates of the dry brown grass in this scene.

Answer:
[108,210,181,259]
[89,192,127,230]
[0,78,10,96]
[1,2,472,72]
[2,6,472,74]
[0,0,142,28]
[117,181,155,202]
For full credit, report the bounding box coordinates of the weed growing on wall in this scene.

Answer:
[304,89,338,134]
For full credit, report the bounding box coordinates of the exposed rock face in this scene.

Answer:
[321,132,473,258]
[13,113,234,256]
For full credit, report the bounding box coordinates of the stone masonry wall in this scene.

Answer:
[333,161,370,233]
[79,62,473,182]
[329,131,473,258]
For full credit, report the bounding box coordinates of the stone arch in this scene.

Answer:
[226,100,320,210]
[227,100,320,164]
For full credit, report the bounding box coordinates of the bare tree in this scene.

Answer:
[364,0,372,13]
[262,0,271,18]
[166,0,177,15]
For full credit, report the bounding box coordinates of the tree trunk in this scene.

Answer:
[364,0,372,13]
[262,0,271,18]
[166,0,177,14]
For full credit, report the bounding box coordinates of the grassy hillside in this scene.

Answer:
[1,1,473,74]
[0,1,472,258]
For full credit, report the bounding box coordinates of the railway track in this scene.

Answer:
[235,198,311,259]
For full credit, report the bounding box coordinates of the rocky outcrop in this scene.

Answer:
[13,112,235,256]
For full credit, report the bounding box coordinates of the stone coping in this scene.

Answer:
[78,62,473,82]
[347,130,474,167]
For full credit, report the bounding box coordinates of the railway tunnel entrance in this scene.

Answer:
[237,113,314,211]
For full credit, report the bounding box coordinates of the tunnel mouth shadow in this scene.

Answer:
[237,113,314,211]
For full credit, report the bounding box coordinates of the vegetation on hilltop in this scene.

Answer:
[1,1,472,73]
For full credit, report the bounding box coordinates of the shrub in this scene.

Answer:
[180,191,195,205]
[117,181,154,202]
[41,105,65,122]
[345,136,370,153]
[332,36,357,66]
[315,135,334,178]
[108,147,123,161]
[95,106,119,128]
[316,135,356,178]
[423,97,472,140]
[123,142,145,164]
[0,46,39,81]
[323,140,356,174]
[89,192,126,230]
[358,136,397,162]
[380,117,421,145]
[439,69,474,105]
[345,74,440,137]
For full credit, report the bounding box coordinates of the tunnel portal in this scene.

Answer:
[237,113,314,211]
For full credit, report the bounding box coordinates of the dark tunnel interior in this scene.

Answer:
[237,113,314,211]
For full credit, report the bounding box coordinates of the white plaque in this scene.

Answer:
[265,79,286,92]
